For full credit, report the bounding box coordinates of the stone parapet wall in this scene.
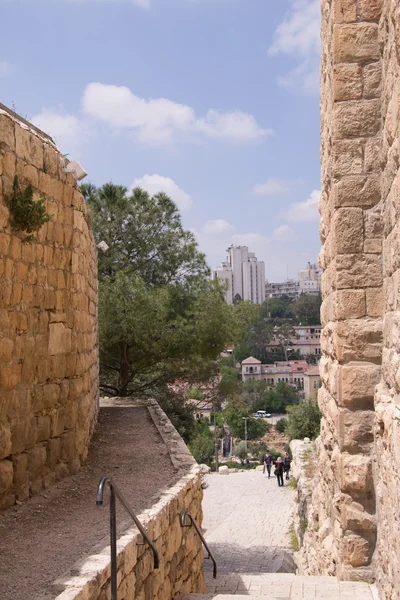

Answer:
[0,107,99,510]
[54,467,205,600]
[374,1,400,598]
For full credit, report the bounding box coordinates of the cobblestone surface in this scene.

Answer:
[202,471,293,574]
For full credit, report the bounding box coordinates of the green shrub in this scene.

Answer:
[189,433,215,465]
[6,176,52,242]
[285,400,321,441]
[275,418,287,434]
[234,440,248,462]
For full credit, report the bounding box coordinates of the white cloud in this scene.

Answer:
[268,0,320,94]
[252,178,288,196]
[82,82,271,145]
[31,109,89,155]
[201,219,236,235]
[0,60,11,75]
[278,189,320,222]
[131,174,192,211]
[271,224,295,241]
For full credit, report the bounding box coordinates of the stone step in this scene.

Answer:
[184,572,377,599]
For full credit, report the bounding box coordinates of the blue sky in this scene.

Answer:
[0,0,321,281]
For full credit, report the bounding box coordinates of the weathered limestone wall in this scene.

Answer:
[374,0,400,597]
[302,0,383,584]
[54,467,205,600]
[302,1,400,597]
[0,106,99,509]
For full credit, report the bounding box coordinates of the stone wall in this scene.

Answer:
[374,0,400,597]
[54,467,205,600]
[0,106,99,510]
[301,1,400,598]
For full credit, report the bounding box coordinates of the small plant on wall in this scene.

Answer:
[5,175,52,242]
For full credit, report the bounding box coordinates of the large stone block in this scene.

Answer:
[338,408,375,452]
[333,24,379,63]
[339,363,381,409]
[340,454,373,494]
[334,176,380,208]
[335,254,382,289]
[48,322,72,355]
[334,289,366,319]
[341,533,372,567]
[334,100,380,139]
[333,64,362,101]
[333,208,364,254]
[359,0,382,21]
[333,140,363,176]
[333,0,357,23]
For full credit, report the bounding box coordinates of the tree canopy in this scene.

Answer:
[82,183,209,287]
[87,182,256,398]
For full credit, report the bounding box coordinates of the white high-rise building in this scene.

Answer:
[214,245,265,305]
[298,262,321,295]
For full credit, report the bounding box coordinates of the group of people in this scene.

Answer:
[263,451,291,487]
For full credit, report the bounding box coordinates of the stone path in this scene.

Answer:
[202,470,294,574]
[191,471,378,599]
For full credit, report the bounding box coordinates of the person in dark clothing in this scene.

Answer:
[275,457,284,487]
[283,452,291,480]
[264,452,272,478]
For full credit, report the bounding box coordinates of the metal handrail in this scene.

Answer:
[96,476,159,600]
[180,509,217,579]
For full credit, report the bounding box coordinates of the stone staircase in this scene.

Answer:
[184,572,378,600]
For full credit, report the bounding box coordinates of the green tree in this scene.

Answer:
[98,271,235,396]
[291,294,322,325]
[234,440,248,463]
[82,182,210,286]
[219,366,241,399]
[285,400,321,441]
[223,398,267,439]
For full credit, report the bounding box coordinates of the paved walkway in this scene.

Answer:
[202,470,293,574]
[199,471,376,599]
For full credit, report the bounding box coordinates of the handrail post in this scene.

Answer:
[180,509,217,579]
[110,485,117,600]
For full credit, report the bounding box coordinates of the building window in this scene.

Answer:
[246,367,249,372]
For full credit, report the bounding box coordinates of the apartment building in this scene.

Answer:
[214,245,265,305]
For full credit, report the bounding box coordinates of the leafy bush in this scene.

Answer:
[6,176,52,242]
[248,440,267,463]
[234,440,248,463]
[275,418,287,434]
[285,400,321,441]
[189,433,215,465]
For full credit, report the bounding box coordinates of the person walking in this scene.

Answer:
[283,452,291,481]
[274,457,284,487]
[264,451,272,478]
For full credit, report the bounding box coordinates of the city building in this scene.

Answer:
[303,365,321,401]
[265,325,322,359]
[241,357,309,391]
[214,245,265,305]
[265,262,322,299]
[298,262,321,295]
[265,279,300,299]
